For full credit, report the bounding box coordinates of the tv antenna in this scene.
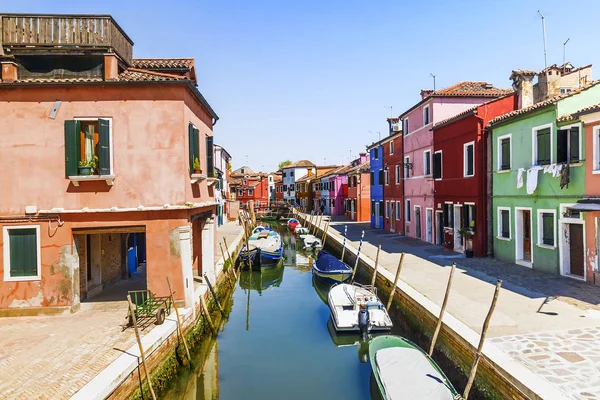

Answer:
[384,106,393,118]
[538,10,548,69]
[430,73,436,92]
[563,38,570,69]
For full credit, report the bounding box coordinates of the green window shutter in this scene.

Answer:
[557,129,568,163]
[537,128,551,165]
[9,228,37,277]
[188,123,195,173]
[570,127,580,162]
[206,135,214,177]
[64,120,81,177]
[542,213,554,246]
[501,138,510,170]
[501,210,510,238]
[98,119,111,175]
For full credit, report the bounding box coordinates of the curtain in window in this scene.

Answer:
[84,124,95,163]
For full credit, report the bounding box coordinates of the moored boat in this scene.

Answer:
[300,234,322,250]
[237,226,283,270]
[287,218,300,231]
[369,335,460,400]
[327,283,392,338]
[312,250,352,284]
[294,225,309,235]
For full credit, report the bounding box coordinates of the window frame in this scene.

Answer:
[497,134,512,172]
[433,150,443,180]
[395,165,400,184]
[405,200,411,222]
[463,141,475,177]
[404,156,410,178]
[594,125,600,174]
[532,123,553,166]
[3,225,42,282]
[403,117,409,135]
[395,201,401,220]
[423,105,430,126]
[385,200,389,218]
[390,140,394,155]
[248,189,254,197]
[497,207,511,240]
[557,122,582,165]
[537,209,557,249]
[384,169,389,186]
[423,150,431,176]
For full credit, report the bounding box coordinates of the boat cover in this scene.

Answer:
[315,251,351,273]
[375,347,454,400]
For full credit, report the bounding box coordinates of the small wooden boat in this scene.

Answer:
[300,234,322,250]
[327,283,392,337]
[369,335,460,400]
[237,226,283,270]
[312,250,352,284]
[294,225,309,235]
[287,218,300,231]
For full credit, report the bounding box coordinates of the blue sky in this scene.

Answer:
[10,1,600,172]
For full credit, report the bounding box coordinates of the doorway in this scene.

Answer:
[351,199,355,220]
[415,206,422,239]
[453,205,463,251]
[390,202,395,232]
[436,211,444,245]
[515,208,532,267]
[426,208,433,243]
[568,224,585,277]
[375,202,380,228]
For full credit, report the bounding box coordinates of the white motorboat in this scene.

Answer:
[299,234,322,250]
[327,283,393,338]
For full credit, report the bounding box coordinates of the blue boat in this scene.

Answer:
[312,250,353,284]
[238,226,283,271]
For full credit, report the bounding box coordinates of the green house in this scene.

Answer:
[490,78,600,280]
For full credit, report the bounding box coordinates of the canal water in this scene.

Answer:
[165,222,482,400]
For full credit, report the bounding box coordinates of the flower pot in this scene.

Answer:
[465,249,474,258]
[194,169,201,174]
[78,166,92,176]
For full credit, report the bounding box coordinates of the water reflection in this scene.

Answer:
[239,263,285,295]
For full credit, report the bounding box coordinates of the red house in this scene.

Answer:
[232,173,270,211]
[383,118,405,234]
[432,94,517,257]
[275,179,284,203]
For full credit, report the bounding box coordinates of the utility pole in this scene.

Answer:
[538,10,548,69]
[563,38,570,70]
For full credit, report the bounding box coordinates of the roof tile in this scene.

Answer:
[434,81,512,97]
[117,68,185,82]
[132,58,194,69]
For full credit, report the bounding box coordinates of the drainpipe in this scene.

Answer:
[480,119,494,257]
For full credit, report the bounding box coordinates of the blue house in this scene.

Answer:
[367,140,384,229]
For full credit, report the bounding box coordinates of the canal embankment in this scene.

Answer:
[297,211,571,400]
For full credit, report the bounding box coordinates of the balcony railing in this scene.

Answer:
[0,14,133,65]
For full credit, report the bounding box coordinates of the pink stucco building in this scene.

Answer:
[0,14,219,315]
[399,82,512,243]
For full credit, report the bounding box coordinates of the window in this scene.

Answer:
[243,180,247,185]
[353,175,357,187]
[560,88,572,94]
[370,171,374,186]
[405,200,411,222]
[3,225,41,281]
[403,118,409,135]
[463,204,476,229]
[379,201,384,217]
[423,106,430,125]
[538,210,556,247]
[384,170,389,185]
[371,201,375,216]
[404,157,410,178]
[533,125,552,165]
[498,135,511,171]
[433,151,442,179]
[206,135,214,177]
[443,203,454,228]
[248,189,253,196]
[374,148,379,160]
[464,142,474,177]
[390,141,394,155]
[238,189,243,196]
[241,168,245,174]
[497,208,511,239]
[395,201,401,220]
[595,126,600,172]
[423,150,431,176]
[557,125,580,164]
[385,201,389,218]
[291,171,294,177]
[395,165,400,184]
[379,169,384,186]
[65,119,112,177]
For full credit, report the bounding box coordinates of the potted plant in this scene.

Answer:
[78,156,98,176]
[458,227,475,258]
[193,157,201,174]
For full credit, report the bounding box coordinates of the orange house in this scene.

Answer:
[0,14,219,315]
[346,160,371,222]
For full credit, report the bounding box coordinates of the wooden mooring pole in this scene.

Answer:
[463,279,502,399]
[127,294,157,400]
[204,274,225,316]
[223,238,237,280]
[428,263,456,355]
[199,295,217,334]
[386,253,405,311]
[370,245,381,288]
[340,225,347,263]
[350,230,365,283]
[321,220,330,246]
[166,277,191,363]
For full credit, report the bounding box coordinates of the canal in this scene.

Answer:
[165,222,484,399]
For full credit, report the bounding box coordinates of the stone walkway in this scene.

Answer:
[309,215,600,400]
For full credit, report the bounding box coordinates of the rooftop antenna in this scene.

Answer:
[349,150,352,162]
[538,10,548,69]
[384,106,393,118]
[430,73,436,92]
[563,38,570,70]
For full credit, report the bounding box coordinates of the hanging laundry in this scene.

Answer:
[543,163,556,174]
[526,167,541,194]
[517,168,525,189]
[560,164,570,189]
[552,164,561,178]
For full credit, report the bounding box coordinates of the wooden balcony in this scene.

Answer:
[0,14,133,65]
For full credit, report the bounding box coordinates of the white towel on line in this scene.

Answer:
[517,168,525,189]
[526,167,542,194]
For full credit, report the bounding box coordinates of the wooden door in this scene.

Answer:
[375,202,380,228]
[415,208,421,238]
[426,209,433,242]
[569,224,584,277]
[523,210,531,261]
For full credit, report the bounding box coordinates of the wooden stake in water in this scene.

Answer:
[204,274,225,316]
[463,279,502,399]
[428,263,456,355]
[199,295,216,334]
[321,220,330,243]
[370,245,381,288]
[166,277,191,363]
[127,294,157,400]
[386,253,405,311]
[350,230,365,283]
[223,238,237,280]
[340,225,348,263]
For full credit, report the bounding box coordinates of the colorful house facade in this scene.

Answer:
[346,154,371,222]
[214,144,232,226]
[400,82,512,242]
[382,119,405,235]
[490,71,600,280]
[282,160,316,204]
[320,166,349,216]
[368,140,385,228]
[432,93,517,256]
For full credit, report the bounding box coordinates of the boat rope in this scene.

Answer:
[343,285,355,305]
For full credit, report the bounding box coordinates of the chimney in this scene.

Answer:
[509,70,536,109]
[104,54,119,81]
[420,89,434,99]
[1,62,18,83]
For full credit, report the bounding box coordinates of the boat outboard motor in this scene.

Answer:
[358,309,370,340]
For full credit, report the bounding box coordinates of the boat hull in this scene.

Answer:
[327,283,393,333]
[312,268,352,285]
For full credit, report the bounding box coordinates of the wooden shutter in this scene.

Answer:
[9,229,37,277]
[425,152,431,175]
[542,213,554,245]
[64,120,81,177]
[371,200,375,215]
[370,172,374,186]
[379,169,384,185]
[98,119,111,175]
[537,128,551,165]
[206,135,214,177]
[570,127,579,162]
[466,145,474,176]
[557,129,568,163]
[500,138,510,170]
[433,152,442,179]
[188,124,200,174]
[501,210,509,238]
